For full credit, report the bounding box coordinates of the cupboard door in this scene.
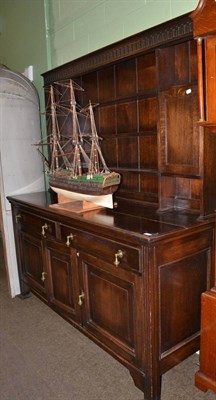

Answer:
[78,252,143,365]
[45,240,81,323]
[19,231,47,300]
[159,85,200,176]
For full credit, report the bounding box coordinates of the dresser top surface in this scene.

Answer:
[8,191,215,240]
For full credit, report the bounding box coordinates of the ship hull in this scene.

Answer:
[49,171,120,208]
[49,171,120,196]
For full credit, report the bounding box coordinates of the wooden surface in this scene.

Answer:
[8,193,216,400]
[190,0,216,37]
[7,1,216,400]
[195,288,216,394]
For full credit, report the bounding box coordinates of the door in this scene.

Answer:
[14,210,56,300]
[45,239,81,323]
[78,251,144,366]
[19,230,47,300]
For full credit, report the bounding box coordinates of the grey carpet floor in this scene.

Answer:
[0,240,215,400]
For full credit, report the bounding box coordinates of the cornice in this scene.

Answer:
[42,15,193,85]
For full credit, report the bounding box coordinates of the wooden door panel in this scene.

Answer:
[21,232,46,297]
[79,253,142,363]
[48,251,74,308]
[87,268,134,345]
[160,251,208,354]
[46,241,80,322]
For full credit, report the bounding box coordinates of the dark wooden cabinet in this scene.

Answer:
[9,193,215,400]
[8,1,216,400]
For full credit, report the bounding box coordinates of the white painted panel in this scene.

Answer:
[0,97,44,209]
[0,67,45,296]
[0,70,44,211]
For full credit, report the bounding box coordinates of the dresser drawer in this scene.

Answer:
[16,210,56,239]
[60,224,142,272]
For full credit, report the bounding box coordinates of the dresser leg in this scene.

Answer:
[130,370,162,400]
[144,376,162,400]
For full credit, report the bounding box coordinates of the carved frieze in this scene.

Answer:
[43,15,193,85]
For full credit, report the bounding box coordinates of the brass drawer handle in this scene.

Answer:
[41,223,48,237]
[66,233,74,247]
[15,214,21,224]
[113,249,123,267]
[78,291,85,306]
[41,272,47,282]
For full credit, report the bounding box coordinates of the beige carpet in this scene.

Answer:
[0,239,215,400]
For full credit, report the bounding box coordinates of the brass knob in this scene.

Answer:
[41,271,47,282]
[78,291,85,306]
[66,233,74,247]
[113,249,123,267]
[41,223,48,237]
[15,214,21,224]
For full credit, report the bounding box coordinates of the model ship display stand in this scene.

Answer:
[49,193,104,214]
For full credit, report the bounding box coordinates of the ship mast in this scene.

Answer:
[50,85,59,171]
[68,79,83,178]
[50,84,73,171]
[88,102,109,176]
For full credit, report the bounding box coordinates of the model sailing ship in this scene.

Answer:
[35,79,121,209]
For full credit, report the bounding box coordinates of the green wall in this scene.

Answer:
[0,0,199,106]
[0,0,47,112]
[46,0,199,69]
